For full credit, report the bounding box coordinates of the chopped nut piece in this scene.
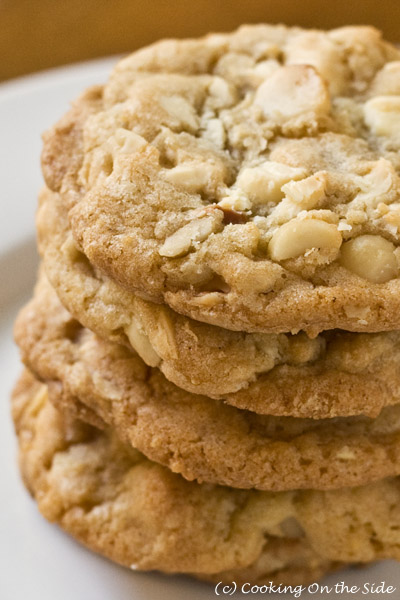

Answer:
[269,219,342,261]
[219,207,248,224]
[338,221,352,232]
[364,96,400,139]
[160,95,199,131]
[218,188,252,211]
[286,32,348,95]
[355,158,398,207]
[159,213,223,258]
[336,447,356,461]
[343,304,371,321]
[236,161,307,204]
[125,320,161,367]
[110,128,148,154]
[286,333,324,364]
[163,162,222,193]
[192,292,224,306]
[254,65,330,120]
[153,309,179,360]
[253,59,280,81]
[282,173,326,210]
[214,51,255,86]
[340,235,398,283]
[369,62,400,96]
[382,203,400,232]
[377,202,389,215]
[208,77,237,108]
[202,118,226,149]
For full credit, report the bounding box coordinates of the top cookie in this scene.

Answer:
[42,25,400,334]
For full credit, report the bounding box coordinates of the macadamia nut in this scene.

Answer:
[269,218,342,261]
[340,235,398,283]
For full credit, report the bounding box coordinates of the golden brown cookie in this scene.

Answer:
[15,272,400,492]
[37,188,400,419]
[42,25,400,334]
[12,370,400,584]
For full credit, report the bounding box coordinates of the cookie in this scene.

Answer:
[37,188,400,419]
[42,25,400,334]
[15,272,400,491]
[12,370,400,584]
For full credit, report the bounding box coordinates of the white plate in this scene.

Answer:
[0,59,399,600]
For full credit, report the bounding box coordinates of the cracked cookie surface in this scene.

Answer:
[37,189,400,418]
[42,25,400,334]
[12,371,400,583]
[15,272,400,491]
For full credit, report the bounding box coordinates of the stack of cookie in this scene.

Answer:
[12,24,400,586]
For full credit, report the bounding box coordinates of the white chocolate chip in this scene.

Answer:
[340,235,398,283]
[269,218,342,261]
[236,161,307,204]
[254,65,330,120]
[364,96,400,139]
